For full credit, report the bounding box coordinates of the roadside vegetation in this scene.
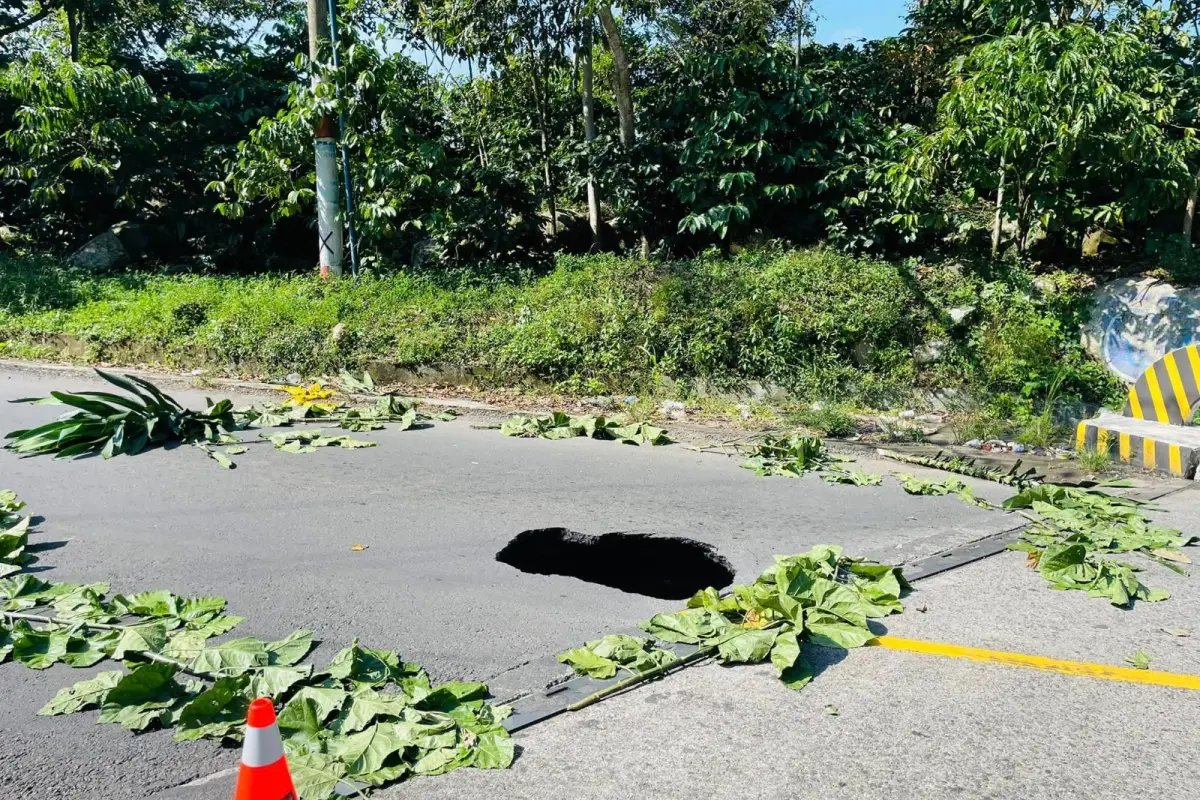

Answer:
[0,250,1122,425]
[3,1,1200,445]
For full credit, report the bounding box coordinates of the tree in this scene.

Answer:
[901,22,1198,255]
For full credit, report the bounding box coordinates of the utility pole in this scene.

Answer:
[308,0,343,278]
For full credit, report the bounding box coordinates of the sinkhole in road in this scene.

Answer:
[495,528,735,600]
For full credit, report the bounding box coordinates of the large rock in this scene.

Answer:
[1081,277,1200,383]
[66,231,128,272]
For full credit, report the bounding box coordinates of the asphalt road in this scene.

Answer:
[0,365,1194,799]
[383,549,1200,800]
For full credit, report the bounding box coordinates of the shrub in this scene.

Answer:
[0,248,1116,413]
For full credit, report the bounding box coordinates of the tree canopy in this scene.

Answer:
[3,0,1200,270]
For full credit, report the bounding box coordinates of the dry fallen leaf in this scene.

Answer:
[1151,548,1192,564]
[1025,551,1041,569]
[349,544,368,552]
[1161,627,1191,638]
[742,609,767,629]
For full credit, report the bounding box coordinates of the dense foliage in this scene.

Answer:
[4,0,1199,414]
[0,249,1125,409]
[4,0,1200,267]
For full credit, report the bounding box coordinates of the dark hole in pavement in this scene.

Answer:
[496,528,734,600]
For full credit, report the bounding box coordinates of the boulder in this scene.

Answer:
[914,339,948,365]
[66,231,128,272]
[1081,276,1200,383]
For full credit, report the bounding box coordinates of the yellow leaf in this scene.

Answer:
[278,383,336,406]
[349,544,368,552]
[1151,548,1191,564]
[742,609,767,630]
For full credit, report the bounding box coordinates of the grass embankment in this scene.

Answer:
[0,249,1120,414]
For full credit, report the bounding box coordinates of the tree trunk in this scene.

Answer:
[1184,166,1200,244]
[597,4,635,145]
[66,4,80,62]
[597,4,647,255]
[991,155,1006,257]
[794,0,806,70]
[1015,185,1027,255]
[306,0,326,67]
[528,66,557,238]
[581,21,601,250]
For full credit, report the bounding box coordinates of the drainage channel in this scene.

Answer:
[499,480,1195,734]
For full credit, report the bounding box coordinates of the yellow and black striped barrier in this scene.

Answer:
[1122,343,1200,425]
[1075,420,1192,477]
[1076,344,1200,478]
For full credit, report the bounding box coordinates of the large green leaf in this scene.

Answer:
[769,629,802,674]
[174,676,251,742]
[178,596,227,625]
[247,665,314,700]
[0,622,12,663]
[110,624,169,660]
[715,627,779,664]
[287,754,350,800]
[639,609,731,644]
[112,590,179,618]
[320,639,409,686]
[330,721,413,776]
[333,688,411,734]
[806,615,877,650]
[38,670,123,715]
[98,663,187,731]
[52,584,115,623]
[188,615,244,638]
[189,636,269,675]
[266,629,314,666]
[470,728,515,769]
[557,645,620,679]
[278,686,349,733]
[779,657,815,692]
[0,575,54,609]
[12,621,70,669]
[60,628,119,667]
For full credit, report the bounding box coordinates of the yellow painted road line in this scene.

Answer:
[869,636,1200,691]
[1076,423,1087,450]
[1144,437,1157,469]
[1170,444,1183,476]
[1144,366,1171,423]
[1096,428,1109,455]
[1119,432,1131,463]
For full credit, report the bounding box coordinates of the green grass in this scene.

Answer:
[1076,445,1113,473]
[786,406,858,438]
[0,249,1122,409]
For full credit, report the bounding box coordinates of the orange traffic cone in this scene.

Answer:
[233,697,297,800]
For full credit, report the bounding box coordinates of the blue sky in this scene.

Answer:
[812,0,910,43]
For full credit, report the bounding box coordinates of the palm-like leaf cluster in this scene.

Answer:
[5,370,235,459]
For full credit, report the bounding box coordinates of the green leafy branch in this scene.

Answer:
[559,545,909,695]
[4,371,456,470]
[897,474,991,509]
[1003,484,1198,607]
[5,369,236,460]
[740,434,881,484]
[877,449,1042,490]
[1,490,32,579]
[0,493,513,799]
[500,412,672,446]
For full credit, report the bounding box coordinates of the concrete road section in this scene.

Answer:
[382,550,1200,800]
[0,365,1195,799]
